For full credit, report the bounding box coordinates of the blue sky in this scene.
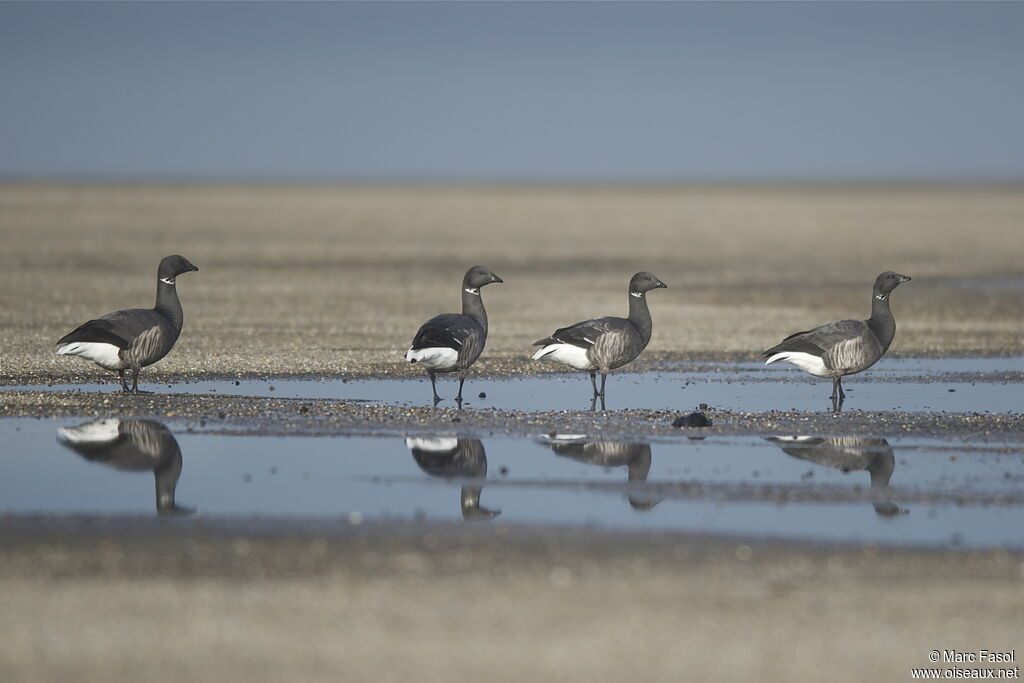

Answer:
[2,1,1023,182]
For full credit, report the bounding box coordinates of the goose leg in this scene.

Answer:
[830,378,846,413]
[130,367,140,395]
[455,373,466,406]
[598,372,607,398]
[589,370,598,398]
[119,369,130,393]
[429,371,442,405]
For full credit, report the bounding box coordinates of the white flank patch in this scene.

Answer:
[765,351,829,377]
[56,342,125,370]
[531,343,594,370]
[57,418,122,445]
[405,346,459,371]
[769,435,815,443]
[405,437,459,452]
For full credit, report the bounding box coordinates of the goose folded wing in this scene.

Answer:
[57,309,161,348]
[411,314,475,351]
[763,319,867,359]
[538,317,627,349]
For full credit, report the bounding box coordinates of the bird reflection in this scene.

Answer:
[405,437,500,521]
[766,436,905,517]
[540,435,660,510]
[57,418,194,516]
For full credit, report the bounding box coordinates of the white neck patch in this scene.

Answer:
[160,277,175,285]
[874,293,887,301]
[464,288,480,296]
[630,291,643,299]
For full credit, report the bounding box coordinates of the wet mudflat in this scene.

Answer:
[8,357,1024,414]
[2,186,1024,683]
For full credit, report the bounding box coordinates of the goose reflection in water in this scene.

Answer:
[405,437,501,521]
[57,418,194,515]
[540,436,661,510]
[766,436,905,517]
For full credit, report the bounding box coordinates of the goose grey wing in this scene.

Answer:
[763,319,868,358]
[57,308,162,348]
[536,316,629,349]
[411,313,479,351]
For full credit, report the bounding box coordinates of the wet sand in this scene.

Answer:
[2,184,1023,682]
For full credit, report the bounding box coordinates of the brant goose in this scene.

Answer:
[405,437,500,520]
[762,271,910,411]
[532,272,666,403]
[405,265,503,405]
[540,435,660,510]
[56,254,199,394]
[57,418,192,515]
[766,436,902,516]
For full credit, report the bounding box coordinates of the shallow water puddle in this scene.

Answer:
[11,356,1024,413]
[1,417,1022,549]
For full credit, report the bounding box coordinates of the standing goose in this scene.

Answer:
[762,271,910,411]
[405,265,503,405]
[56,254,199,394]
[532,271,666,403]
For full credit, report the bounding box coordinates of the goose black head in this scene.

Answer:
[158,255,199,284]
[873,271,911,300]
[463,265,503,293]
[629,271,668,295]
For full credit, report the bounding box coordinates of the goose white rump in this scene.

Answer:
[56,342,125,371]
[405,346,458,371]
[531,343,595,370]
[764,351,829,377]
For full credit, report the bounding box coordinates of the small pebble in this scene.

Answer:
[478,392,487,399]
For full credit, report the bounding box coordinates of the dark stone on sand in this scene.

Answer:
[673,412,712,428]
[478,392,487,399]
